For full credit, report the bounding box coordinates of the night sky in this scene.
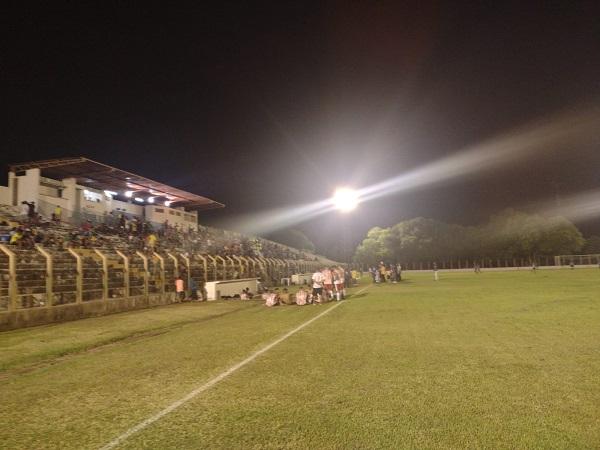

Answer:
[2,2,600,252]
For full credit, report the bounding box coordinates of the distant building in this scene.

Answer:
[0,157,224,230]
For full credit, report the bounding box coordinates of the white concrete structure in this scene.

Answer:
[291,273,313,285]
[1,157,223,228]
[205,278,259,300]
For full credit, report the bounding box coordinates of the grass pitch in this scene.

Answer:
[1,270,599,449]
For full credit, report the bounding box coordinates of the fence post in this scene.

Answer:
[180,254,191,292]
[233,255,245,277]
[167,252,179,278]
[198,255,208,282]
[225,256,236,278]
[153,252,166,294]
[207,255,218,281]
[256,257,267,282]
[94,249,109,300]
[267,258,278,282]
[215,255,227,279]
[116,250,130,297]
[0,244,17,311]
[135,251,149,297]
[67,248,83,303]
[35,244,53,307]
[247,257,257,277]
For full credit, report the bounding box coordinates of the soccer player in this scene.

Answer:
[295,287,308,306]
[263,290,279,307]
[311,269,324,303]
[322,267,334,300]
[333,267,344,301]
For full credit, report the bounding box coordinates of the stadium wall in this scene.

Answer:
[0,244,327,331]
[0,186,9,205]
[0,293,176,331]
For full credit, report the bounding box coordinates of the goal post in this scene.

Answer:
[555,254,600,266]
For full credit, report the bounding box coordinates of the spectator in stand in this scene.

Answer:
[26,201,36,220]
[20,201,29,221]
[9,227,22,245]
[52,205,62,223]
[81,220,92,235]
[146,233,157,252]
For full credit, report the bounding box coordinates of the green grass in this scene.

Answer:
[1,270,599,449]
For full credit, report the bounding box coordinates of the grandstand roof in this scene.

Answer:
[9,157,225,210]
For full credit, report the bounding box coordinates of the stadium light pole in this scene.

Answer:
[332,187,359,213]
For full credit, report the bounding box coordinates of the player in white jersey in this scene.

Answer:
[311,270,324,303]
[321,268,334,300]
[333,267,345,301]
[295,287,308,305]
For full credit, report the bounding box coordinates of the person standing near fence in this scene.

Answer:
[175,276,185,302]
[433,262,439,281]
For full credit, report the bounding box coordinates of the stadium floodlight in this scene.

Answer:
[134,197,144,203]
[147,197,155,204]
[164,200,172,207]
[103,190,117,197]
[125,191,133,198]
[332,187,359,213]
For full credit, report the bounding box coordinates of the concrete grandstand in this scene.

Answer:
[0,158,337,330]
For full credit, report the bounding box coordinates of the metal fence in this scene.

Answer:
[0,244,324,313]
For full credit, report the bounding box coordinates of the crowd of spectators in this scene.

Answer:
[0,203,325,263]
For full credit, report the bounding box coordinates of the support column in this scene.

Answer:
[67,248,83,304]
[94,249,109,300]
[0,244,17,311]
[116,250,130,297]
[35,245,53,307]
[153,252,166,294]
[207,255,218,281]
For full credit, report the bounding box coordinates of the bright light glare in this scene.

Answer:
[332,188,359,212]
[147,196,155,204]
[164,200,172,207]
[125,191,133,198]
[134,197,144,203]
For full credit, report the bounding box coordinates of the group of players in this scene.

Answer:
[261,266,351,307]
[304,266,348,304]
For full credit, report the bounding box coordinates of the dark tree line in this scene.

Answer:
[354,210,587,266]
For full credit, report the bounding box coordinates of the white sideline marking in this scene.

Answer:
[99,288,368,450]
[351,285,370,297]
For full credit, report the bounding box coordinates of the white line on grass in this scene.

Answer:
[99,288,368,450]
